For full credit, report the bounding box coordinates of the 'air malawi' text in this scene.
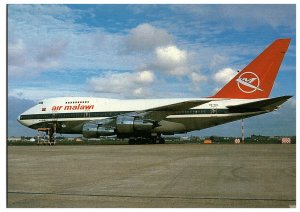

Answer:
[51,104,95,111]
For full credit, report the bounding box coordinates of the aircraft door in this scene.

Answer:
[85,110,91,120]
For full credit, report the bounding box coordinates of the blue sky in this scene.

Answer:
[8,4,296,136]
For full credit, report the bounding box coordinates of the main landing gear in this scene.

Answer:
[128,136,165,145]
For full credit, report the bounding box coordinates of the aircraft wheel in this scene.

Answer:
[137,138,146,144]
[128,138,135,145]
[150,138,157,144]
[159,137,165,144]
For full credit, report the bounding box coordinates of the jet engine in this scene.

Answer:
[82,122,115,138]
[82,116,155,138]
[116,115,154,134]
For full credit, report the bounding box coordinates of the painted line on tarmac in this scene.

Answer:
[8,191,296,202]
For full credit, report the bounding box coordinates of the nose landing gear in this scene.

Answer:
[36,123,57,145]
[48,123,56,145]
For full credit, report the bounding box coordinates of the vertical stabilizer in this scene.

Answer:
[212,38,291,99]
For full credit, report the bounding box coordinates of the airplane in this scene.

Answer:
[17,38,292,144]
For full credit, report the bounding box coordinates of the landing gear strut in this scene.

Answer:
[37,123,57,145]
[49,123,56,145]
[44,123,57,145]
[158,137,165,144]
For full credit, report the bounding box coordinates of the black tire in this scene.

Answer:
[150,138,157,144]
[159,137,165,144]
[128,138,135,145]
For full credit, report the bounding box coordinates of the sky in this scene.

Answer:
[7,4,296,137]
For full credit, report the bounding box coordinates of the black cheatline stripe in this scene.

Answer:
[8,191,296,202]
[20,109,231,120]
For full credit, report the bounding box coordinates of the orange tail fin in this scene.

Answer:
[212,38,291,99]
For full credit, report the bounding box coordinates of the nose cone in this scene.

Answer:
[17,115,21,123]
[17,114,25,126]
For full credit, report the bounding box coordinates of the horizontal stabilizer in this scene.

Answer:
[227,95,292,111]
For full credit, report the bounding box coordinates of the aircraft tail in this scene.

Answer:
[212,38,291,99]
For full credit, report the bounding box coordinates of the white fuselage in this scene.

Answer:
[18,97,265,135]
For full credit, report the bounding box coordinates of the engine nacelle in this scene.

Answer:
[116,115,153,134]
[82,122,115,138]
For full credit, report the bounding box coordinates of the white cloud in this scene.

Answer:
[8,38,67,77]
[209,54,229,69]
[8,5,201,98]
[133,88,146,97]
[8,39,26,65]
[172,5,295,30]
[8,6,74,77]
[222,5,295,29]
[8,86,89,101]
[189,72,207,83]
[87,70,155,98]
[8,39,28,77]
[137,70,155,83]
[213,68,237,85]
[36,40,68,63]
[126,23,173,52]
[156,45,187,65]
[8,4,294,102]
[8,5,145,78]
[188,71,208,92]
[153,45,189,76]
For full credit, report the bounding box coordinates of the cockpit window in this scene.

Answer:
[38,101,43,104]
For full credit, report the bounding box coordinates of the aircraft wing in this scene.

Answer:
[90,99,212,127]
[120,100,212,121]
[141,100,212,121]
[227,95,292,112]
[146,100,211,112]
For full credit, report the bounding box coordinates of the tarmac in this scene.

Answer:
[7,144,296,208]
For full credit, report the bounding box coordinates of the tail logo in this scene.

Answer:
[236,72,263,93]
